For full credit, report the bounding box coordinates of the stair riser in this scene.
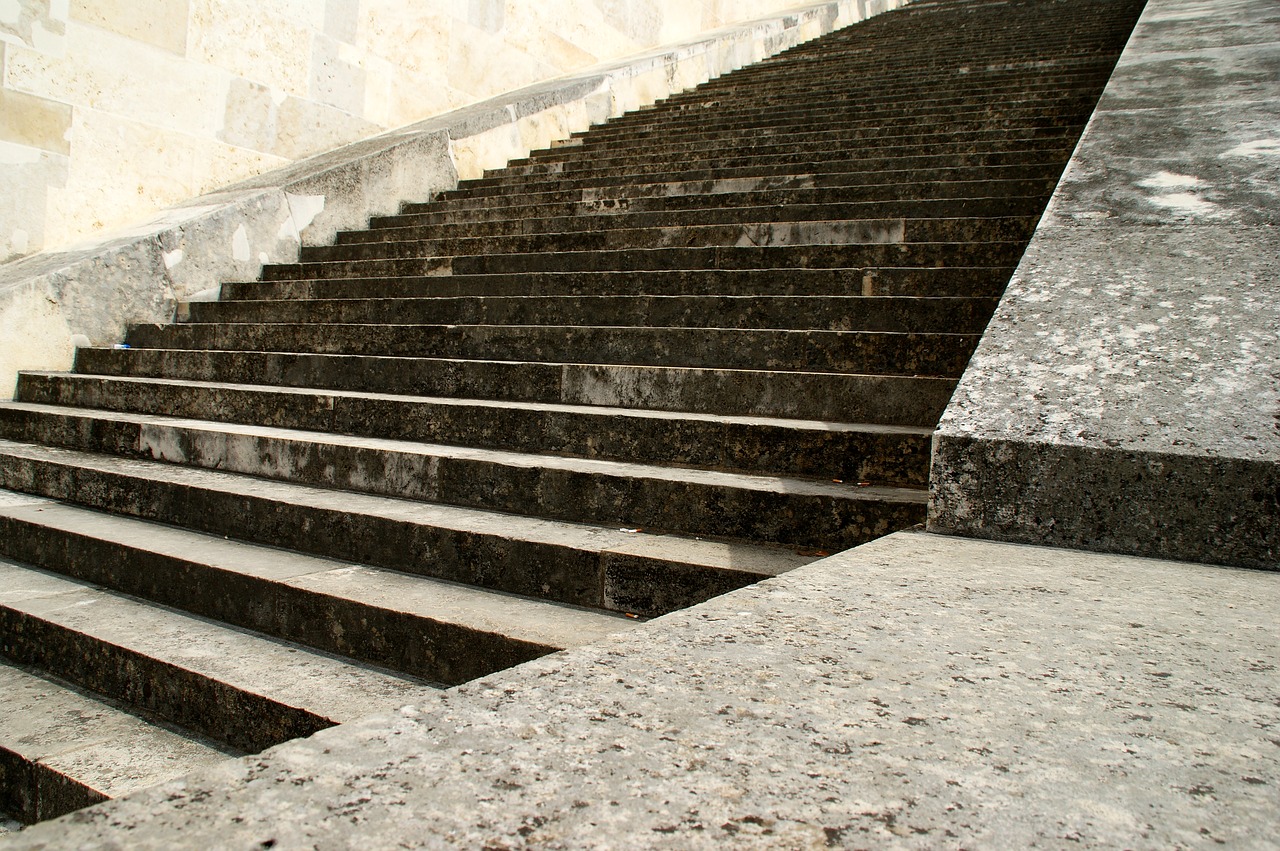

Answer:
[304,217,1035,263]
[0,514,550,685]
[11,378,934,484]
[0,452,761,616]
[72,348,956,426]
[184,295,999,336]
[125,324,978,378]
[0,607,327,754]
[227,266,1013,301]
[265,241,1026,281]
[0,749,107,825]
[0,412,923,550]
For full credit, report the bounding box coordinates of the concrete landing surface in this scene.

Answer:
[6,531,1276,848]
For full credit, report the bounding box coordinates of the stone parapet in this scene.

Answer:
[929,0,1280,568]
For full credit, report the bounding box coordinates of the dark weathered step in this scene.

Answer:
[347,200,1044,244]
[0,547,439,754]
[0,442,818,613]
[304,216,1037,264]
[222,265,1011,303]
[456,149,1071,195]
[0,660,234,825]
[70,347,956,427]
[0,491,634,680]
[0,410,924,551]
[264,241,1027,281]
[12,375,934,485]
[398,176,1060,222]
[124,323,978,378]
[183,294,999,335]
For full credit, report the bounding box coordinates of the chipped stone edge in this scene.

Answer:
[0,0,906,402]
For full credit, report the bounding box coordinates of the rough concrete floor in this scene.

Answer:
[6,530,1276,848]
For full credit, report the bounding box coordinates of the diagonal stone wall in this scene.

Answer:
[929,0,1279,569]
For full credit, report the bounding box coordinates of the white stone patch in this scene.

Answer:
[1138,171,1206,189]
[0,142,42,165]
[1222,139,1280,157]
[1149,192,1220,215]
[70,334,90,348]
[232,224,251,262]
[9,229,29,254]
[0,0,19,24]
[30,20,62,54]
[185,286,221,302]
[163,248,185,269]
[284,193,326,237]
[50,0,69,19]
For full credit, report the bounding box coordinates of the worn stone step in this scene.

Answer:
[441,162,1064,203]
[0,491,634,680]
[396,177,1059,221]
[12,375,934,485]
[223,265,1012,302]
[305,216,1037,264]
[0,442,822,613]
[264,241,1026,281]
[124,323,978,378]
[183,294,998,335]
[0,660,235,825]
[457,149,1071,195]
[0,408,925,552]
[0,548,438,754]
[494,133,1082,179]
[69,348,956,426]
[350,199,1045,244]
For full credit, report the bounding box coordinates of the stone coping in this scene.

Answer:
[6,530,1276,847]
[929,0,1280,568]
[0,0,904,401]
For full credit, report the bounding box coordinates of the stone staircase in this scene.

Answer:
[0,0,1144,827]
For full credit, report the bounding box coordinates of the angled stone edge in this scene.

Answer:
[927,433,1279,570]
[0,0,905,401]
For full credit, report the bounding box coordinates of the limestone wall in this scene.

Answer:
[0,0,823,265]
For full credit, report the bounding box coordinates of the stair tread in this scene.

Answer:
[0,488,636,650]
[0,441,815,578]
[0,551,438,725]
[0,660,235,802]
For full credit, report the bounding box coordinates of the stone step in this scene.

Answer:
[124,323,979,378]
[263,241,1027,281]
[494,133,1083,179]
[12,374,935,485]
[0,407,925,552]
[457,149,1071,195]
[396,177,1059,221]
[0,441,821,613]
[0,489,633,680]
[0,548,438,754]
[223,265,1013,302]
[182,294,999,335]
[0,660,234,825]
[68,348,956,425]
[304,216,1037,264]
[349,199,1045,244]
[440,162,1063,202]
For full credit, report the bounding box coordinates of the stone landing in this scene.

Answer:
[929,0,1280,568]
[5,531,1276,848]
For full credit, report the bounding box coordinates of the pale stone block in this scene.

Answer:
[0,277,74,398]
[5,23,230,137]
[467,0,503,33]
[356,1,452,77]
[0,146,67,262]
[0,87,71,154]
[189,0,312,97]
[385,67,468,132]
[449,115,522,181]
[272,95,379,160]
[447,25,557,100]
[69,0,188,55]
[595,0,663,45]
[192,138,288,198]
[310,32,365,116]
[0,0,66,54]
[219,77,278,153]
[498,11,599,71]
[323,0,357,43]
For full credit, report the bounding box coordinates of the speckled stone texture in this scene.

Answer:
[929,0,1280,568]
[4,531,1276,848]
